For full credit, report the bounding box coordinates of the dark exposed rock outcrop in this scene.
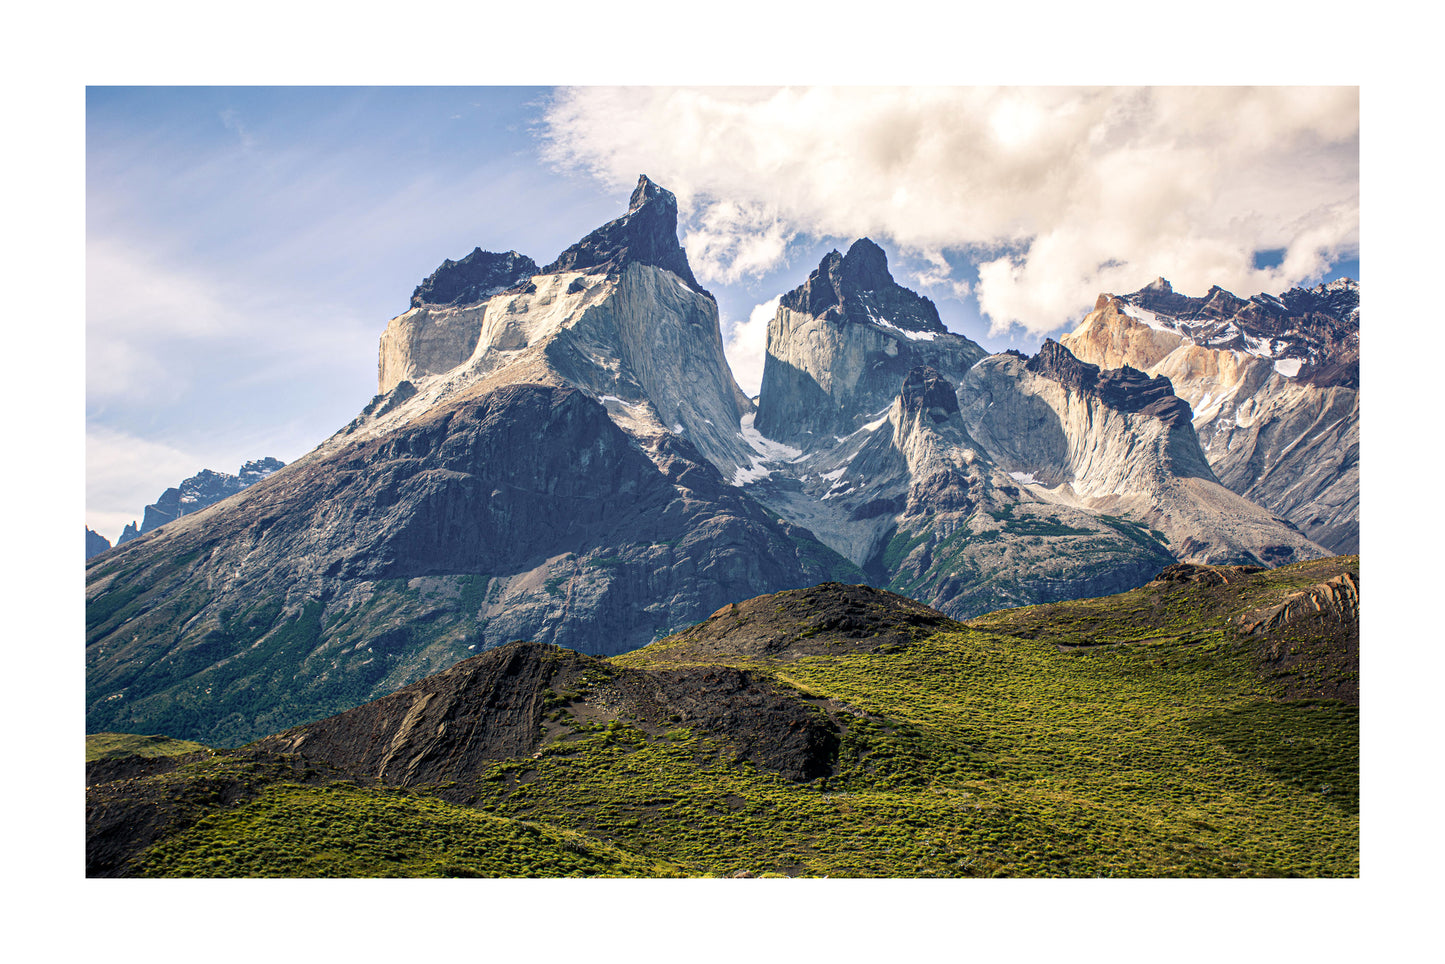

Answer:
[652,582,959,663]
[899,365,961,423]
[1026,340,1192,426]
[249,638,844,785]
[410,249,539,308]
[543,175,703,292]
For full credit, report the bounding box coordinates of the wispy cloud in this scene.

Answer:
[541,86,1359,337]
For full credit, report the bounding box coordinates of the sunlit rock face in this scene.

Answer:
[1062,277,1359,552]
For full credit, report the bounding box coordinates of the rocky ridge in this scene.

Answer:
[1061,277,1359,552]
[111,458,285,547]
[86,527,111,559]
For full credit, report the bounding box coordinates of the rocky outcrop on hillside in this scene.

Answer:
[650,581,960,663]
[1061,278,1359,552]
[248,637,843,785]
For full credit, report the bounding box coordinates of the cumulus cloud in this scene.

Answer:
[541,86,1358,336]
[723,296,780,398]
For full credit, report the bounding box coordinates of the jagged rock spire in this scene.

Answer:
[543,175,703,292]
[781,238,945,334]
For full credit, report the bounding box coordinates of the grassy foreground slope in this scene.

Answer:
[88,556,1357,878]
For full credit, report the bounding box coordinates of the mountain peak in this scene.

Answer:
[780,238,944,334]
[543,175,703,292]
[628,174,668,213]
[841,238,893,291]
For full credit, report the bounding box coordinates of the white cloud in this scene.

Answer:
[910,250,971,302]
[541,86,1358,336]
[723,296,780,399]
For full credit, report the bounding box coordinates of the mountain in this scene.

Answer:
[87,557,1358,877]
[1061,278,1359,552]
[86,176,1333,748]
[730,247,1324,615]
[86,527,111,559]
[86,178,859,747]
[113,458,286,545]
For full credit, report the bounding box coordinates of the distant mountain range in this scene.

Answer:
[86,176,1356,747]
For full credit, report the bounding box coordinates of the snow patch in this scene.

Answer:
[1008,471,1038,484]
[1120,302,1177,334]
[865,305,940,341]
[738,412,803,461]
[730,412,804,487]
[731,463,772,486]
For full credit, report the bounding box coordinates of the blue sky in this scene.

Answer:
[86,86,1360,541]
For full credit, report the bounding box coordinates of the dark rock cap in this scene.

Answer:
[779,237,945,333]
[542,175,704,292]
[411,249,539,309]
[1027,340,1191,425]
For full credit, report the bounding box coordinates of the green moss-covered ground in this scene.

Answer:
[86,732,209,762]
[100,557,1358,878]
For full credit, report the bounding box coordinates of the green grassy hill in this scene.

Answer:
[86,556,1358,878]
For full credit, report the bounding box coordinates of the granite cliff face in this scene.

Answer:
[1061,278,1359,552]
